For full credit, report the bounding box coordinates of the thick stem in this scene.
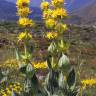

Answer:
[24,43,27,56]
[51,56,54,68]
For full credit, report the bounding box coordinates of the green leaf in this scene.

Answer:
[26,64,35,79]
[58,54,70,69]
[24,78,32,93]
[67,68,76,88]
[15,48,20,61]
[0,70,9,83]
[0,77,7,83]
[48,41,57,54]
[19,64,27,74]
[47,57,52,69]
[26,64,33,72]
[12,90,17,96]
[0,71,3,82]
[58,72,65,89]
[21,54,31,60]
[45,70,59,95]
[31,74,39,88]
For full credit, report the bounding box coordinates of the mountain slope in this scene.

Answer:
[66,0,95,11]
[1,0,96,24]
[0,0,42,21]
[6,0,96,11]
[70,1,96,24]
[0,0,17,21]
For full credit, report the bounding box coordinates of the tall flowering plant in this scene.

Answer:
[41,0,79,95]
[16,0,34,63]
[41,0,70,69]
[16,0,43,95]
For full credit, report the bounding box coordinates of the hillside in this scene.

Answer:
[1,0,96,24]
[0,0,17,21]
[70,1,96,24]
[0,0,42,21]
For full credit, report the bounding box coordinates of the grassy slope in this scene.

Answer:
[0,22,96,95]
[0,22,96,78]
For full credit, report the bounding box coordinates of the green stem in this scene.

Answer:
[80,86,83,96]
[51,56,54,68]
[24,43,27,56]
[24,29,29,56]
[61,39,64,45]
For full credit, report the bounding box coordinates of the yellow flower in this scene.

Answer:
[61,24,68,30]
[2,93,7,96]
[9,85,13,88]
[12,84,22,94]
[43,9,52,19]
[18,32,26,41]
[15,82,20,86]
[41,1,49,10]
[81,79,96,87]
[18,17,34,27]
[0,90,5,95]
[45,19,56,29]
[55,23,68,33]
[33,61,47,69]
[52,8,67,19]
[18,32,32,41]
[16,0,30,8]
[1,59,18,69]
[46,31,58,40]
[0,83,23,96]
[58,40,69,51]
[6,89,11,95]
[17,7,31,17]
[51,0,64,6]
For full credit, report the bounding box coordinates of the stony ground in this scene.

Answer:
[0,22,96,95]
[0,22,96,77]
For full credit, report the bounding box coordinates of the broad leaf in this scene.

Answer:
[67,68,76,88]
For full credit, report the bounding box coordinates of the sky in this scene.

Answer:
[5,0,76,7]
[6,0,45,7]
[6,0,95,10]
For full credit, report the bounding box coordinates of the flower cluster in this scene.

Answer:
[18,17,34,27]
[0,59,18,70]
[41,0,68,51]
[16,0,30,8]
[43,9,52,19]
[18,31,32,41]
[33,61,47,69]
[46,31,58,40]
[40,1,49,10]
[0,82,22,96]
[41,0,67,19]
[45,18,56,29]
[17,7,31,17]
[81,78,96,87]
[52,8,67,19]
[41,0,68,38]
[16,0,34,64]
[16,0,34,28]
[51,0,64,7]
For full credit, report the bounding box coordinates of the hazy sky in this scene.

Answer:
[6,0,49,7]
[6,0,73,7]
[5,0,79,11]
[6,0,96,10]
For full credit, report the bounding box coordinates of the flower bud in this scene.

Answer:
[48,41,57,54]
[58,54,70,69]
